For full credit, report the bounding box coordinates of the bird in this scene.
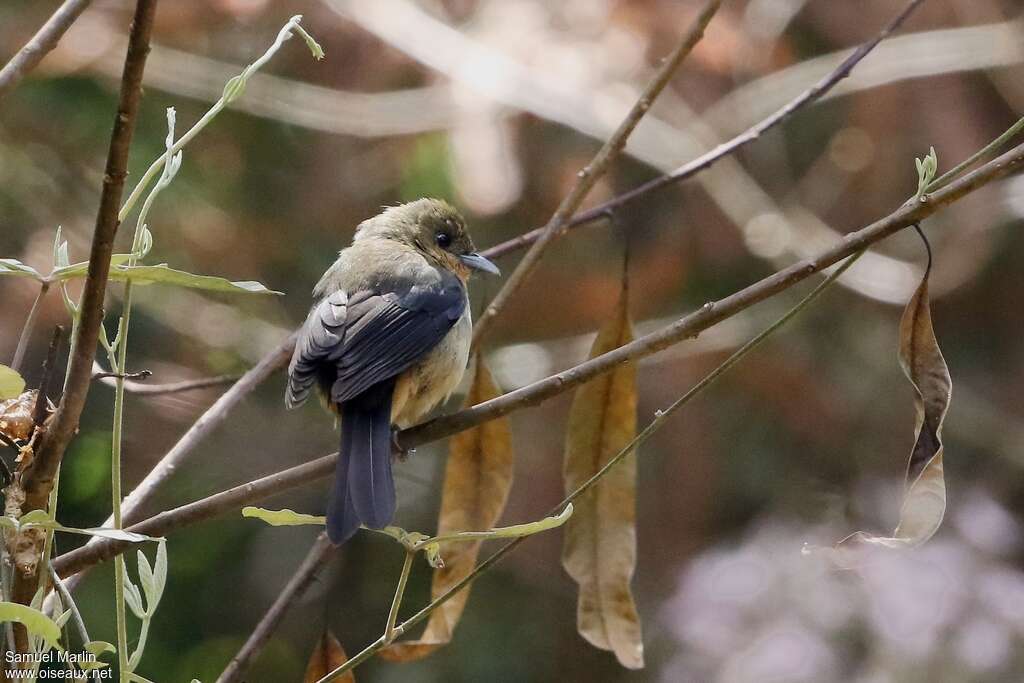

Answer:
[285,198,500,544]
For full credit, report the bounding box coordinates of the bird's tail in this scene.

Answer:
[327,383,396,544]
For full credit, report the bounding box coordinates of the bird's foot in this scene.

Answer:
[391,429,415,462]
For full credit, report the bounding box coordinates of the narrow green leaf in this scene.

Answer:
[108,264,282,295]
[427,505,574,545]
[54,609,72,629]
[0,364,25,399]
[17,510,54,527]
[51,254,133,281]
[121,566,145,620]
[242,506,326,526]
[152,540,168,607]
[137,550,156,608]
[57,526,161,543]
[85,640,116,656]
[0,602,61,651]
[0,259,42,279]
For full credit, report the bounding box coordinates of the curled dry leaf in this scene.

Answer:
[380,358,514,662]
[811,249,951,567]
[561,282,643,669]
[303,629,353,683]
[0,390,37,443]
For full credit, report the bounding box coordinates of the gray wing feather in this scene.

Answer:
[285,275,465,408]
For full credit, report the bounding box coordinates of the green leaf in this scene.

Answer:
[17,510,53,526]
[108,264,282,295]
[54,608,72,629]
[137,549,156,608]
[53,227,69,268]
[121,565,145,620]
[0,364,25,399]
[0,602,62,651]
[85,640,116,657]
[0,259,42,279]
[152,540,168,607]
[242,506,326,526]
[51,254,133,281]
[58,526,161,543]
[427,504,574,546]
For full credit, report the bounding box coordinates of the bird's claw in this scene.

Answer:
[391,429,415,462]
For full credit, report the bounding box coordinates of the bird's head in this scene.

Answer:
[354,198,500,281]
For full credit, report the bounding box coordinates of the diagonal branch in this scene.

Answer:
[470,0,722,346]
[216,533,337,683]
[0,0,94,99]
[51,137,1024,582]
[480,0,927,261]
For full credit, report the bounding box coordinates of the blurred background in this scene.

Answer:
[3,0,1024,681]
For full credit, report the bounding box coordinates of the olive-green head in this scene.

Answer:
[354,198,499,279]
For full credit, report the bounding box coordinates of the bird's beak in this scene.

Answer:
[459,252,501,276]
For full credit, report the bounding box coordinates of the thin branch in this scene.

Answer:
[91,369,152,382]
[32,327,63,428]
[481,0,926,261]
[11,0,159,615]
[10,282,50,373]
[470,0,722,346]
[47,565,90,646]
[52,137,1024,583]
[216,533,336,683]
[92,366,239,395]
[53,449,334,577]
[0,0,94,99]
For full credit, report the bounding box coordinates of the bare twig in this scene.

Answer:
[216,533,337,683]
[0,0,94,99]
[10,0,159,634]
[481,0,927,261]
[91,369,151,382]
[31,327,63,428]
[470,0,721,347]
[53,449,334,577]
[52,138,1024,583]
[92,363,238,395]
[10,283,50,373]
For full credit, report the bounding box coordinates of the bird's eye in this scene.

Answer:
[436,232,452,248]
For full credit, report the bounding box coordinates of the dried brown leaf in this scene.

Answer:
[0,390,36,442]
[303,629,352,683]
[562,285,643,669]
[380,358,514,662]
[813,261,951,566]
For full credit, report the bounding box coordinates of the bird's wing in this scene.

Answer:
[285,276,466,408]
[332,277,466,404]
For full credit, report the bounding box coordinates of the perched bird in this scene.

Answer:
[286,199,500,544]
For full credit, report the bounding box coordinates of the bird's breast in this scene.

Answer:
[391,306,472,428]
